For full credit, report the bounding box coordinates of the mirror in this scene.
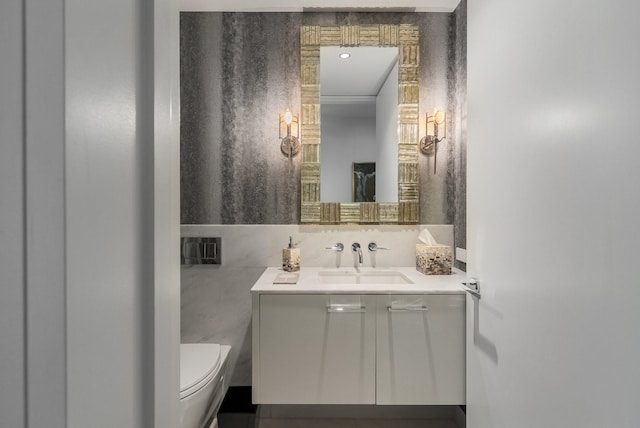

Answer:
[300,24,420,224]
[320,46,399,203]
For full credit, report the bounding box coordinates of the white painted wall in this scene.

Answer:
[25,1,67,425]
[153,0,182,423]
[65,0,180,426]
[375,62,399,202]
[0,0,26,426]
[0,0,180,427]
[321,103,376,202]
[467,0,640,427]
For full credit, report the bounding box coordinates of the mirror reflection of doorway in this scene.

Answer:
[352,162,376,202]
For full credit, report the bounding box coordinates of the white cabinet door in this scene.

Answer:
[257,294,376,404]
[376,294,465,405]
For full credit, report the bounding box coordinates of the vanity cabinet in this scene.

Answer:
[252,291,465,405]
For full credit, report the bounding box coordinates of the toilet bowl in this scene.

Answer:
[180,343,231,428]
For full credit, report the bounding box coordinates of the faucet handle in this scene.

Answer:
[325,243,344,252]
[368,242,388,252]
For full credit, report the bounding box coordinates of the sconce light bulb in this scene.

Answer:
[434,109,445,125]
[284,110,293,125]
[339,52,351,59]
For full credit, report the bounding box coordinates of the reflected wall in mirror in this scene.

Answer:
[320,46,398,203]
[300,24,420,224]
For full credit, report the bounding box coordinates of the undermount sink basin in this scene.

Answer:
[317,270,414,285]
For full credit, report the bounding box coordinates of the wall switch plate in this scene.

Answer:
[455,247,467,263]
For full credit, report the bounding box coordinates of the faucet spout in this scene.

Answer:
[352,242,363,265]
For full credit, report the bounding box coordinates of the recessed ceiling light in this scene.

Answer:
[339,52,351,59]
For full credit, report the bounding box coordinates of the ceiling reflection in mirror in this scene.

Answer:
[300,24,420,224]
[320,46,399,203]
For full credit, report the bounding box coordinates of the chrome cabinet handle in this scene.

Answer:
[462,277,481,298]
[387,306,429,312]
[327,305,366,313]
[325,243,344,252]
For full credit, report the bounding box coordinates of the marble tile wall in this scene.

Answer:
[180,11,467,226]
[180,224,453,386]
[182,224,453,268]
[181,265,260,386]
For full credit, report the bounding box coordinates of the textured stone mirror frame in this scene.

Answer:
[300,24,420,224]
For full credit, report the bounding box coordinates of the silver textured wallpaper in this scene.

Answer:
[180,11,467,226]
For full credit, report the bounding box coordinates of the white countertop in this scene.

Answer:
[251,266,467,294]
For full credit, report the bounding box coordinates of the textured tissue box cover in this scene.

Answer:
[416,244,452,275]
[282,248,300,272]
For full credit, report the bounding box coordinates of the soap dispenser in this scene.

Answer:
[282,236,300,272]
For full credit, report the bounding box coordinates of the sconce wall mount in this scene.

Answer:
[420,109,446,173]
[420,135,437,155]
[280,109,300,158]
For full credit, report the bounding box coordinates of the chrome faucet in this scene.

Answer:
[352,242,363,265]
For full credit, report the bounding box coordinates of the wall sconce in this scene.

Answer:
[279,109,300,158]
[420,108,447,174]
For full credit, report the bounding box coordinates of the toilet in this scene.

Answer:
[180,343,231,428]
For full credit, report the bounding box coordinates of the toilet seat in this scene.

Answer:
[180,344,222,400]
